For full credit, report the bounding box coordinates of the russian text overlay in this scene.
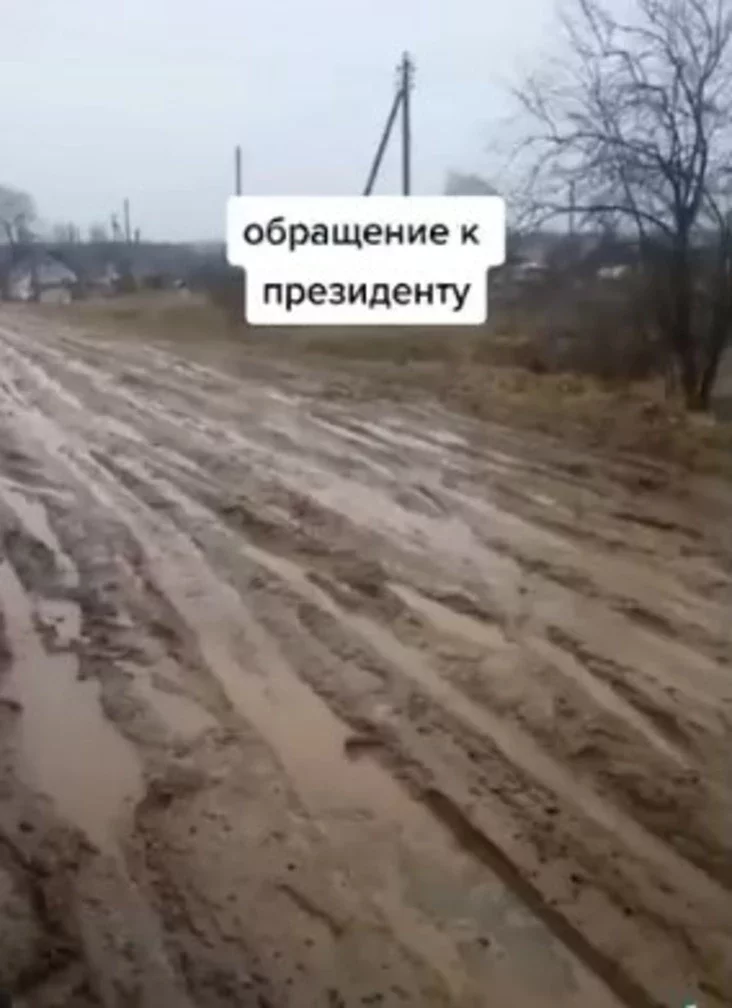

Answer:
[227,196,506,325]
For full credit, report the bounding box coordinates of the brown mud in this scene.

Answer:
[0,309,729,1007]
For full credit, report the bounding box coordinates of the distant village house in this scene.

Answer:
[5,252,78,303]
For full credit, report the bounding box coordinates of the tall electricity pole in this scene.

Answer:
[363,52,415,197]
[234,145,242,196]
[123,198,131,244]
[399,52,414,196]
[363,89,403,196]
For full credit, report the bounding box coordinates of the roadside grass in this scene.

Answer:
[35,292,238,344]
[263,321,732,475]
[29,293,732,477]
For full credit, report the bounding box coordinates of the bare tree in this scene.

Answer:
[0,185,36,249]
[0,186,36,299]
[515,0,732,408]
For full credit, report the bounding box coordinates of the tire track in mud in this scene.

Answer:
[70,455,717,1008]
[0,425,463,999]
[82,450,631,1007]
[0,349,613,1006]
[66,423,732,999]
[0,315,729,1007]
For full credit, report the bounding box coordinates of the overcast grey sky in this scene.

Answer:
[0,0,556,241]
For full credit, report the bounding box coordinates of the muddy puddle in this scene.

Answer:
[0,559,141,848]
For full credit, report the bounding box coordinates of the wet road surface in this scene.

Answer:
[0,311,729,1007]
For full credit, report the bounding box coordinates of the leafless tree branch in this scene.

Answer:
[514,0,732,407]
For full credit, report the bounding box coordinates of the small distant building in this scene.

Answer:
[1,241,212,302]
[444,172,499,197]
[84,262,121,295]
[511,258,551,282]
[597,264,631,281]
[5,253,78,303]
[498,234,554,286]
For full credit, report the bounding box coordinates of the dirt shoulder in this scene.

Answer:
[0,305,730,1008]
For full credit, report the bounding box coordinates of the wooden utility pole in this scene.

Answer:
[363,51,415,196]
[234,146,242,196]
[123,199,131,244]
[400,52,414,196]
[363,89,403,196]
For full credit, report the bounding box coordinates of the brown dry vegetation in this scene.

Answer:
[35,289,732,479]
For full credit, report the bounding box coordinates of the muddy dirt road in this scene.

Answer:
[0,311,729,1008]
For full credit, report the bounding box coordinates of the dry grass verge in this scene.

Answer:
[29,294,732,478]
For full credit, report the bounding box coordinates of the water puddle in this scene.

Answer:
[0,560,141,848]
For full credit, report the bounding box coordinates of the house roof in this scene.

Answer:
[1,241,225,286]
[8,253,77,285]
[52,242,201,282]
[444,172,499,196]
